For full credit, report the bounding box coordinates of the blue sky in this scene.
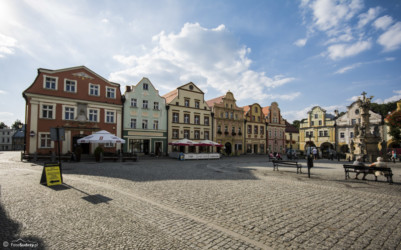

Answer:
[1,0,401,126]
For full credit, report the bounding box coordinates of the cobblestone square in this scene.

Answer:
[1,152,401,249]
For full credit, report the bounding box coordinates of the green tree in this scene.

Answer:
[11,119,23,130]
[292,120,300,129]
[387,110,401,143]
[370,101,397,118]
[0,122,7,129]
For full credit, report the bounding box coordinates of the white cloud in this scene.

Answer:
[373,15,394,30]
[0,90,7,94]
[294,38,307,47]
[347,95,360,102]
[335,62,363,74]
[357,7,381,28]
[327,40,371,60]
[309,0,363,32]
[0,33,17,58]
[110,23,297,101]
[383,90,401,103]
[377,22,401,52]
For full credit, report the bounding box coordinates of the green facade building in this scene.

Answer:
[123,78,167,156]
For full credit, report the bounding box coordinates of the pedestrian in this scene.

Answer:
[392,150,397,163]
[312,147,318,160]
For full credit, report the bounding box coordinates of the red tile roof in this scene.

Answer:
[162,89,178,104]
[206,95,224,107]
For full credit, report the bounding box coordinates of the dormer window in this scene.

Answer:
[44,76,57,90]
[106,87,116,99]
[189,85,194,90]
[89,84,100,96]
[355,109,360,115]
[64,79,76,93]
[143,83,149,90]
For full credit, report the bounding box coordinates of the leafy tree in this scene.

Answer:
[387,110,401,143]
[0,122,7,129]
[292,120,300,129]
[370,102,397,118]
[11,120,23,130]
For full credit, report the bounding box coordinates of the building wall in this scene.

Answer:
[209,92,244,155]
[244,104,266,154]
[0,128,15,151]
[165,83,212,153]
[299,106,336,154]
[336,102,383,152]
[23,66,123,154]
[123,78,167,155]
[265,102,286,154]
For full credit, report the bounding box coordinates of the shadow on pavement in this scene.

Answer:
[0,202,45,249]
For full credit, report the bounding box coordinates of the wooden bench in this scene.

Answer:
[343,164,393,184]
[122,153,138,162]
[272,160,302,174]
[102,153,118,162]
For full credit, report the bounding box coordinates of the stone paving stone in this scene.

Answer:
[1,152,401,249]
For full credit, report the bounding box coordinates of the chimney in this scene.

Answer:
[334,110,339,118]
[126,86,131,92]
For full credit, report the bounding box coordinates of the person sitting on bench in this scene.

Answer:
[353,157,366,180]
[369,157,390,179]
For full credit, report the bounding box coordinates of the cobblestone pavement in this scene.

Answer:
[1,152,401,249]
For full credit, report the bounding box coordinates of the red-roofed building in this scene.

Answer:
[206,91,244,155]
[263,102,286,154]
[23,66,123,155]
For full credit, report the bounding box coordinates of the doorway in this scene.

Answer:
[155,142,162,156]
[73,135,90,154]
[224,142,232,155]
[253,144,258,154]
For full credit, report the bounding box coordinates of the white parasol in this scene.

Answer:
[77,130,125,144]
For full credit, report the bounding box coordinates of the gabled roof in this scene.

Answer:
[242,106,250,116]
[206,95,224,107]
[262,106,270,116]
[162,89,178,104]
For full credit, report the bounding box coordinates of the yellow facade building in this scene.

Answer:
[243,103,266,154]
[163,82,212,154]
[206,91,244,155]
[299,106,336,157]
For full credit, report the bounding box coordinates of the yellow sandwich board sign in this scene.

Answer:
[40,162,63,186]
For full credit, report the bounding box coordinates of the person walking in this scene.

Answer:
[312,147,318,160]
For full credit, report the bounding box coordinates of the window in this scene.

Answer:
[143,83,149,90]
[194,130,200,139]
[194,115,200,124]
[232,126,235,133]
[44,76,57,90]
[130,119,136,129]
[311,121,314,126]
[143,100,148,109]
[184,99,190,107]
[64,107,75,120]
[204,131,209,140]
[195,101,200,109]
[224,126,228,133]
[238,127,242,134]
[173,113,179,123]
[106,111,115,123]
[142,119,148,129]
[220,113,223,118]
[355,109,360,115]
[184,130,190,139]
[340,132,345,138]
[89,84,100,96]
[324,131,328,137]
[260,126,264,135]
[351,119,356,125]
[154,102,159,110]
[105,142,114,148]
[252,116,255,121]
[106,87,116,98]
[204,116,209,125]
[258,116,260,122]
[230,112,234,119]
[255,107,258,112]
[40,133,52,148]
[172,129,179,139]
[153,120,159,130]
[248,125,252,134]
[319,131,323,137]
[306,131,309,137]
[65,80,76,92]
[235,114,238,120]
[42,105,54,119]
[274,130,277,137]
[225,112,228,118]
[314,114,318,119]
[254,125,258,134]
[318,120,322,126]
[88,109,98,122]
[217,125,221,132]
[184,114,190,124]
[131,98,137,107]
[350,132,354,138]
